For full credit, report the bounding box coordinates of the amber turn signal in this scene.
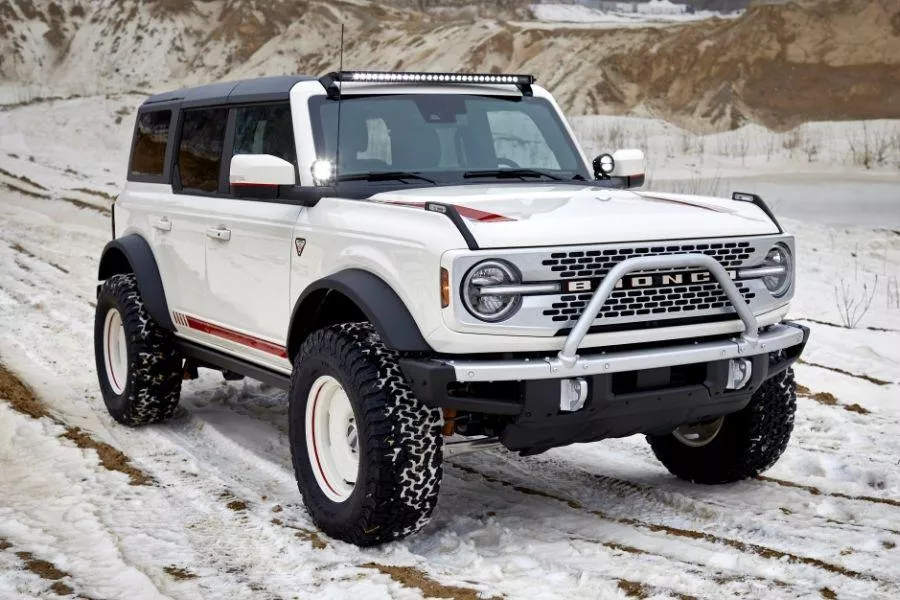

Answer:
[440,267,450,308]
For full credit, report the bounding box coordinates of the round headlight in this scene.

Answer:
[762,243,793,297]
[462,260,521,322]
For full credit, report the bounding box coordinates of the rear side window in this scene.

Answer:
[129,110,171,178]
[178,108,227,193]
[232,103,296,165]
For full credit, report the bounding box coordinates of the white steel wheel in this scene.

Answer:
[305,375,359,503]
[672,416,725,448]
[102,308,129,395]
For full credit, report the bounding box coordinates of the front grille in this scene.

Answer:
[536,240,759,328]
[540,241,755,280]
[542,282,757,324]
[450,234,787,335]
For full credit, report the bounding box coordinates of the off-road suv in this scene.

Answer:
[95,71,808,546]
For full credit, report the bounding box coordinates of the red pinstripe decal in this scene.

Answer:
[183,315,288,359]
[377,200,513,222]
[311,384,339,496]
[639,194,730,213]
[454,204,513,222]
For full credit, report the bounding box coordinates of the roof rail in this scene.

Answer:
[318,71,534,99]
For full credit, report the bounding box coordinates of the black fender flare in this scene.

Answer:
[97,234,174,330]
[287,269,432,358]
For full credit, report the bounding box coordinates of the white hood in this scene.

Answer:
[371,184,780,248]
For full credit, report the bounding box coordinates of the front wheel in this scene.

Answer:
[647,368,797,484]
[288,323,443,546]
[93,273,183,426]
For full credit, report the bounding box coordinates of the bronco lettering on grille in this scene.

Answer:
[564,269,739,293]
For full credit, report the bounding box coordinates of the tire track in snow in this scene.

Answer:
[758,475,900,509]
[448,462,885,586]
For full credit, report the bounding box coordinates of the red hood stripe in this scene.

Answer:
[377,199,513,222]
[638,194,730,213]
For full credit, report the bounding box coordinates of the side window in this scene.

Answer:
[232,103,296,165]
[178,108,227,193]
[129,110,171,178]
[486,110,560,169]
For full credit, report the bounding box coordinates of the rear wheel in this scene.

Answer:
[289,322,443,546]
[94,273,183,425]
[647,369,797,484]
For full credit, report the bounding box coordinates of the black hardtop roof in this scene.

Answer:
[142,75,316,109]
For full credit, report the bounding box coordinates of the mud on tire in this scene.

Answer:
[647,368,797,484]
[94,273,183,425]
[289,322,443,546]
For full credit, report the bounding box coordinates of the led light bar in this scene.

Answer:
[319,70,535,99]
[335,71,534,85]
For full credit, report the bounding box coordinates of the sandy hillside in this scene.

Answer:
[1,0,899,130]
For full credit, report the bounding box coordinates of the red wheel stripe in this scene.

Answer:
[310,384,340,496]
[183,315,288,359]
[106,317,121,391]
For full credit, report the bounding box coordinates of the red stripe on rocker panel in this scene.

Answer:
[184,316,288,359]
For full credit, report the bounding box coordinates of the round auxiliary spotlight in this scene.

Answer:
[593,153,615,178]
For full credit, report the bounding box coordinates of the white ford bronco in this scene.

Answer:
[95,71,808,546]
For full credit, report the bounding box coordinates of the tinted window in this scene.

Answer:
[232,103,296,165]
[130,110,171,177]
[178,108,227,193]
[309,95,588,179]
[487,110,560,169]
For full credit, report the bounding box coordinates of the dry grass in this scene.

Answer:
[15,551,68,580]
[0,362,153,485]
[60,427,152,486]
[363,562,490,600]
[164,565,198,580]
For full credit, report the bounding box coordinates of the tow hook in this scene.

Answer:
[726,358,753,390]
[560,377,589,412]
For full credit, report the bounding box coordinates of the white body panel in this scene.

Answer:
[116,182,207,324]
[112,77,793,370]
[201,197,301,369]
[370,185,779,248]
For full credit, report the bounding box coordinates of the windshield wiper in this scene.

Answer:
[463,168,564,181]
[337,171,436,184]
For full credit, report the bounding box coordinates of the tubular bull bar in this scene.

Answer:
[421,254,805,384]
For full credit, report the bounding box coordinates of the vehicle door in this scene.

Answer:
[201,102,302,371]
[145,107,225,333]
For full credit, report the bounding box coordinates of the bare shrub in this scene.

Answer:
[593,124,625,153]
[764,134,777,162]
[782,129,802,157]
[887,276,899,310]
[801,129,820,163]
[847,123,894,169]
[834,276,879,328]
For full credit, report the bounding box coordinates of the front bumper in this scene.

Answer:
[401,322,808,413]
[400,253,810,453]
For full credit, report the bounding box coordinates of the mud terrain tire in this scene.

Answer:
[647,369,797,484]
[289,322,443,546]
[94,273,183,425]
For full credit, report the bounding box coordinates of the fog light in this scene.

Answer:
[560,377,589,412]
[726,358,752,390]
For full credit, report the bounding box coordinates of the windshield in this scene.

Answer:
[309,94,590,183]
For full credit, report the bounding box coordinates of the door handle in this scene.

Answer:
[206,227,231,242]
[152,217,172,232]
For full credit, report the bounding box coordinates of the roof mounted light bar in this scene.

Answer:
[319,71,534,99]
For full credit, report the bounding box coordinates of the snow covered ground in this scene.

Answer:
[530,2,737,26]
[1,97,899,599]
